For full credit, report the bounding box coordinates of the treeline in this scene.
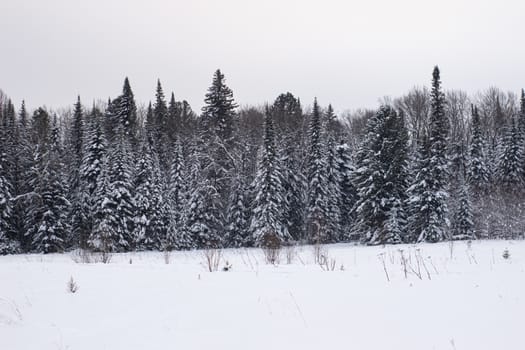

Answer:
[0,67,524,254]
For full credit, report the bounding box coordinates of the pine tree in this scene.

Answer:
[306,99,329,243]
[167,92,181,141]
[105,136,135,251]
[154,80,169,133]
[80,110,107,197]
[0,139,15,254]
[153,80,170,170]
[117,77,138,140]
[496,117,523,189]
[71,96,84,169]
[13,101,33,251]
[31,107,51,148]
[324,131,342,242]
[28,139,70,253]
[250,109,290,248]
[76,109,107,248]
[90,165,118,253]
[519,89,525,180]
[451,176,475,240]
[336,142,357,240]
[224,175,249,248]
[271,92,306,242]
[166,139,192,250]
[185,178,224,249]
[133,140,164,250]
[19,100,28,128]
[201,69,238,141]
[467,106,490,195]
[352,106,409,245]
[408,66,450,243]
[201,69,238,213]
[0,100,18,253]
[280,152,306,242]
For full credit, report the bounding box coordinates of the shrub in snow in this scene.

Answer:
[67,276,79,293]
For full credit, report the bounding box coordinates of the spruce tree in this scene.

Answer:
[71,96,84,169]
[201,69,238,141]
[133,140,164,250]
[185,179,224,249]
[306,99,329,243]
[0,140,15,254]
[153,80,170,170]
[352,106,409,245]
[165,139,191,250]
[224,174,249,248]
[167,92,181,141]
[76,109,106,248]
[31,107,51,147]
[117,77,138,140]
[519,89,525,179]
[13,101,33,251]
[467,106,490,195]
[105,136,135,251]
[27,134,70,253]
[496,117,523,189]
[336,143,357,240]
[90,165,118,253]
[280,152,306,242]
[408,66,450,243]
[324,132,342,242]
[451,175,475,240]
[250,109,289,248]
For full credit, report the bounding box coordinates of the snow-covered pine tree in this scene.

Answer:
[71,96,84,169]
[408,66,450,243]
[167,92,181,142]
[104,135,135,251]
[80,109,107,197]
[185,178,224,249]
[28,133,71,253]
[272,92,306,243]
[11,102,35,251]
[467,105,490,195]
[280,152,306,242]
[335,142,357,240]
[451,174,475,240]
[0,129,16,254]
[144,101,155,145]
[117,77,138,141]
[75,108,107,248]
[352,106,408,245]
[153,80,171,170]
[30,107,52,148]
[200,69,239,217]
[250,109,290,248]
[165,138,193,250]
[519,89,525,180]
[323,106,342,242]
[132,140,166,250]
[89,164,117,253]
[305,99,329,243]
[201,69,238,142]
[224,174,250,248]
[168,139,185,224]
[496,117,523,190]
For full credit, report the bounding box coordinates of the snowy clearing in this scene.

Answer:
[1,240,524,350]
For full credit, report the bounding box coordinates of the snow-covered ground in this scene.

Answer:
[1,240,524,350]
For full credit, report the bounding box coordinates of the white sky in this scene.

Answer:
[1,0,524,113]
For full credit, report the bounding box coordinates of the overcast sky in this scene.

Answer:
[1,0,524,113]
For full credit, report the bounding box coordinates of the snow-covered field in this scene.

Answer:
[1,240,524,350]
